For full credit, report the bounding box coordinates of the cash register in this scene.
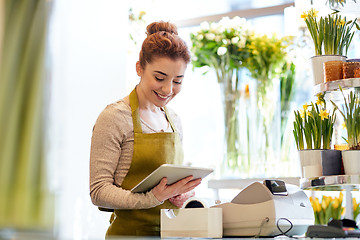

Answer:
[212,180,314,237]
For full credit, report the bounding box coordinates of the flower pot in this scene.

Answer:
[310,55,347,86]
[342,150,360,175]
[299,149,323,178]
[324,61,343,82]
[321,150,343,176]
[346,58,360,62]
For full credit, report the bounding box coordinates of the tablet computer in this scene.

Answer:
[131,164,214,193]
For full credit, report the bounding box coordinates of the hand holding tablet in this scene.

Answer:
[131,164,214,193]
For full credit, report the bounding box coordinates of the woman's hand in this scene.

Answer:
[152,176,201,203]
[168,190,195,208]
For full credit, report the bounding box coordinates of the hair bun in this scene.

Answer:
[146,21,178,36]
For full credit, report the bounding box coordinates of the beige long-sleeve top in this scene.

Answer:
[89,99,183,209]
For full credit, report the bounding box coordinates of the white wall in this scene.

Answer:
[48,0,128,238]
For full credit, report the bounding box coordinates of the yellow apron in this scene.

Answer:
[106,88,184,236]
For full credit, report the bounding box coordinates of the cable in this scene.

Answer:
[276,217,293,237]
[254,217,270,238]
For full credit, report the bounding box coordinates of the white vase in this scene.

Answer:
[310,55,347,86]
[298,149,323,178]
[342,150,360,175]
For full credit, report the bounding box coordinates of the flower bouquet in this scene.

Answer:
[310,193,344,225]
[190,17,252,172]
[242,33,293,169]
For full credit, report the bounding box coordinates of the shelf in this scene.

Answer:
[300,175,360,191]
[313,78,360,95]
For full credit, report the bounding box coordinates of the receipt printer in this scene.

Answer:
[160,198,222,238]
[212,180,314,237]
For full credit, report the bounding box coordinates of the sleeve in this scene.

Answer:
[89,105,163,209]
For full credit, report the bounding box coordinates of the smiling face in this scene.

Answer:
[136,57,187,109]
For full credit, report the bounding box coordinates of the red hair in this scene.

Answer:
[139,21,191,69]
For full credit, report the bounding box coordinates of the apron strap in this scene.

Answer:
[129,88,142,134]
[129,87,177,133]
[163,107,177,133]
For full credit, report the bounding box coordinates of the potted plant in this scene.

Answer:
[309,193,344,225]
[293,97,337,178]
[331,86,360,175]
[301,8,358,85]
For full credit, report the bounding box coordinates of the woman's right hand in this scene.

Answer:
[152,176,201,203]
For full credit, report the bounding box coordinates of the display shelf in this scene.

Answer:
[300,175,360,219]
[313,78,360,95]
[300,175,360,191]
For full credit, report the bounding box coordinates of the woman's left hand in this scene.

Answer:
[168,190,195,208]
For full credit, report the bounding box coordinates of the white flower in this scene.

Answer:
[237,38,246,48]
[211,22,221,34]
[231,37,239,44]
[222,39,230,45]
[197,34,204,40]
[231,16,246,29]
[200,21,210,30]
[215,35,222,42]
[217,47,227,56]
[205,33,215,40]
[219,17,231,27]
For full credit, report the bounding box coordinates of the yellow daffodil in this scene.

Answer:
[311,197,322,213]
[353,198,358,211]
[307,111,313,118]
[303,103,309,111]
[310,9,319,18]
[342,121,347,129]
[316,98,324,106]
[340,19,346,26]
[300,109,305,119]
[333,198,339,209]
[325,196,333,208]
[301,12,308,19]
[319,109,329,120]
[315,198,321,212]
[321,196,330,210]
[316,93,325,105]
[339,192,343,202]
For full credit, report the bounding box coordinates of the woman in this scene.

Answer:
[89,21,201,236]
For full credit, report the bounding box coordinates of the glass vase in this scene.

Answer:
[249,77,281,177]
[219,69,252,177]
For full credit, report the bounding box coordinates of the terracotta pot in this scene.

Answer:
[310,55,347,85]
[342,150,360,175]
[324,61,343,82]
